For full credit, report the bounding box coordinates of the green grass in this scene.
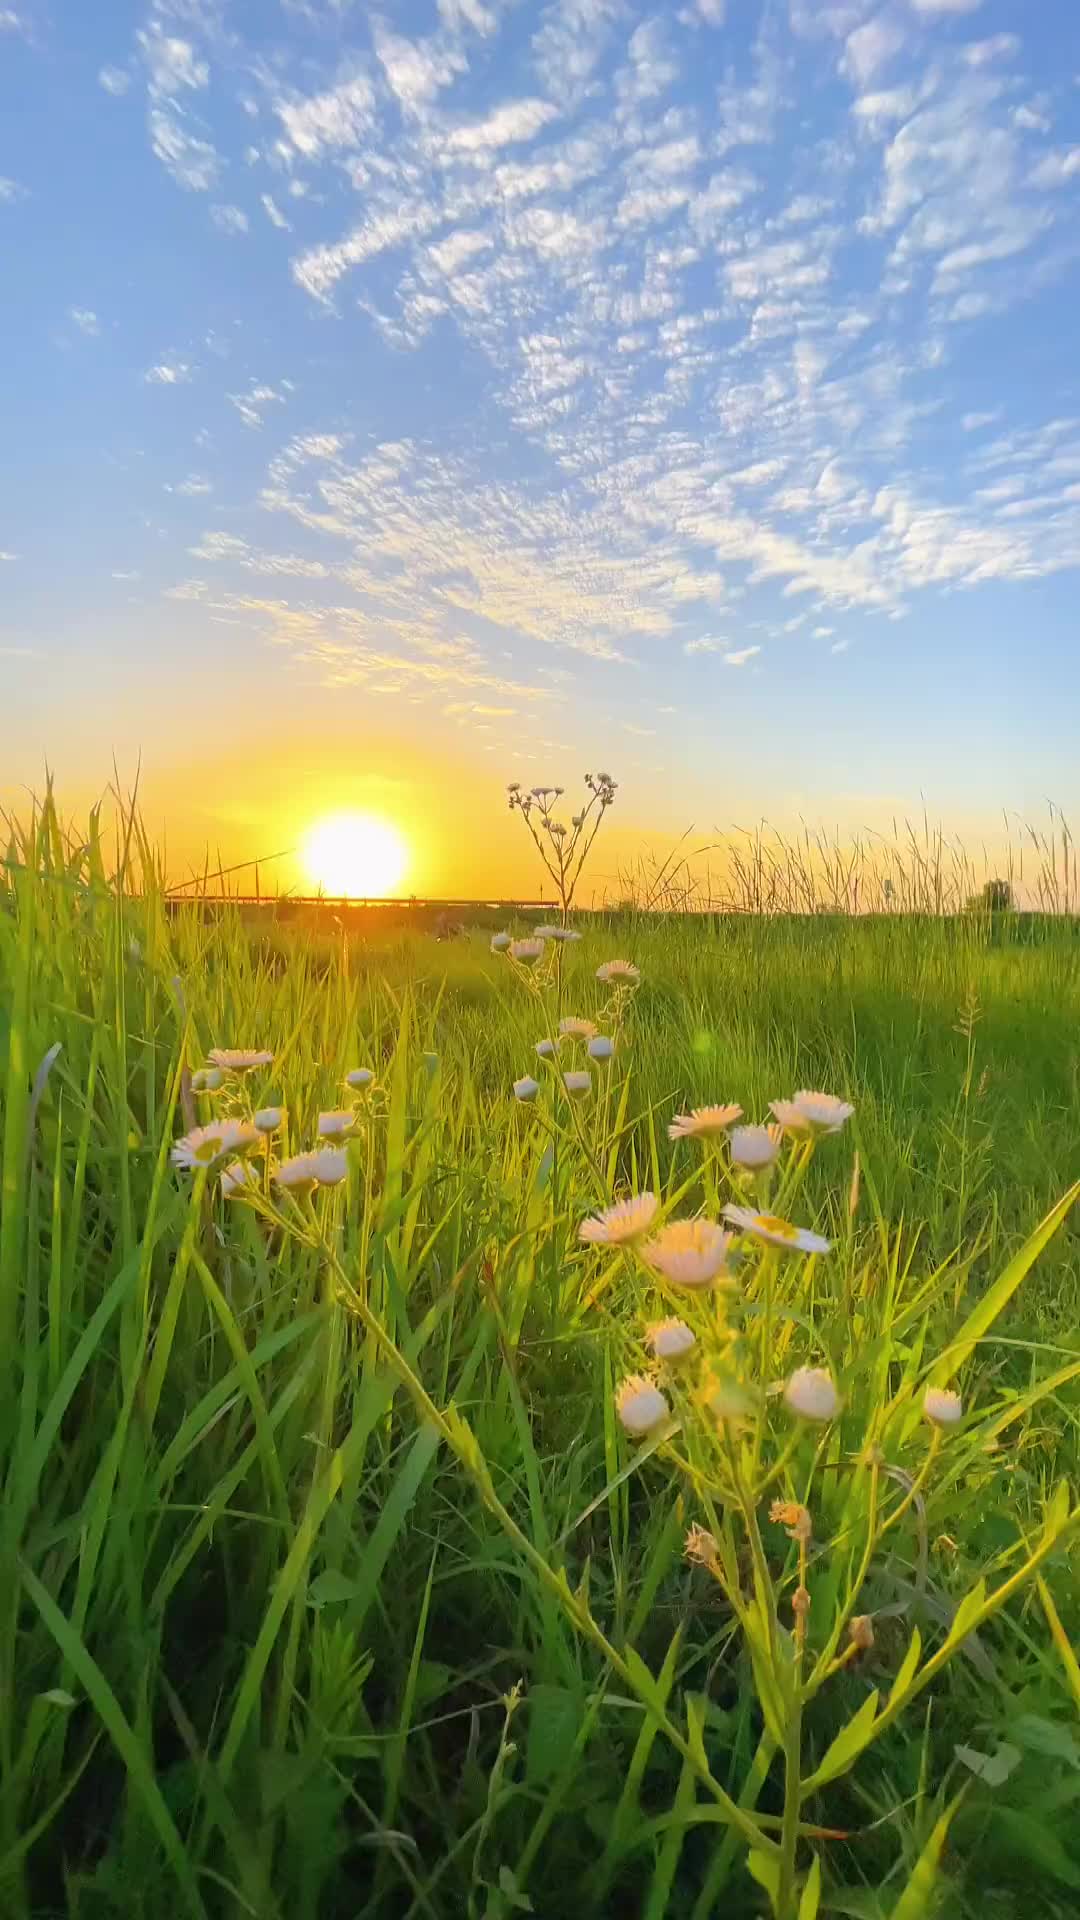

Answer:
[2,800,1080,1919]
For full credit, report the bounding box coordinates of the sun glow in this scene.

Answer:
[302,813,409,897]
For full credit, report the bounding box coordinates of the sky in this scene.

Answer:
[2,0,1080,895]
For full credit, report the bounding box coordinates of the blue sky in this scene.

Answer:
[2,0,1080,881]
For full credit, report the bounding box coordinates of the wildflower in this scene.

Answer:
[770,1091,854,1136]
[769,1500,812,1543]
[190,1067,226,1094]
[318,1109,357,1139]
[849,1615,875,1652]
[596,959,640,986]
[345,1068,374,1089]
[559,1016,598,1041]
[645,1317,696,1360]
[615,1374,670,1437]
[274,1148,349,1191]
[669,1103,743,1142]
[722,1206,831,1255]
[509,937,545,966]
[535,1037,560,1059]
[729,1123,783,1170]
[784,1367,841,1423]
[563,1069,591,1097]
[685,1524,720,1569]
[171,1119,261,1172]
[923,1385,963,1427]
[254,1106,284,1133]
[513,1076,540,1102]
[221,1160,259,1198]
[208,1049,274,1072]
[579,1192,659,1246]
[490,932,512,953]
[588,1035,615,1063]
[535,925,581,942]
[643,1219,735,1290]
[507,782,521,794]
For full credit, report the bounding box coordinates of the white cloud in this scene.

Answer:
[138,28,209,96]
[149,110,219,191]
[723,645,760,665]
[909,0,984,12]
[374,25,466,113]
[144,358,192,384]
[211,204,249,234]
[428,229,493,274]
[70,307,99,335]
[1030,148,1080,189]
[0,177,25,202]
[843,18,905,86]
[99,65,131,96]
[447,98,559,152]
[962,410,1001,431]
[275,69,376,157]
[261,193,291,230]
[229,383,286,427]
[174,476,213,495]
[683,635,721,654]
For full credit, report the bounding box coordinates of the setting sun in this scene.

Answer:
[302,813,409,898]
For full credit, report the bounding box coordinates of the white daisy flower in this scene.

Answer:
[729,1124,783,1170]
[784,1367,841,1422]
[668,1104,743,1142]
[490,932,512,953]
[535,925,582,942]
[509,938,545,966]
[722,1206,831,1255]
[345,1068,374,1090]
[254,1106,284,1133]
[535,1037,560,1060]
[559,1016,598,1041]
[513,1076,540,1102]
[588,1035,615,1063]
[642,1219,735,1290]
[645,1317,696,1360]
[318,1110,357,1139]
[208,1049,274,1073]
[190,1067,226,1094]
[596,959,640,986]
[578,1192,659,1246]
[171,1119,261,1172]
[770,1091,855,1136]
[616,1374,671,1438]
[923,1386,963,1427]
[221,1160,259,1198]
[274,1148,349,1191]
[563,1070,592,1097]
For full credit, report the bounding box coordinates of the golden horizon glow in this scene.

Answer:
[301,812,410,897]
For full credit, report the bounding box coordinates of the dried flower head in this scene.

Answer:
[643,1219,735,1290]
[770,1091,855,1136]
[792,1585,811,1620]
[722,1206,831,1255]
[559,1016,598,1041]
[171,1120,262,1172]
[615,1374,670,1437]
[596,958,640,986]
[509,937,545,967]
[190,1067,226,1094]
[513,1076,540,1103]
[849,1614,875,1652]
[645,1317,696,1360]
[923,1385,963,1427]
[579,1192,659,1246]
[769,1500,813,1543]
[684,1523,720,1569]
[668,1103,743,1142]
[208,1049,274,1073]
[729,1123,783,1170]
[784,1367,841,1422]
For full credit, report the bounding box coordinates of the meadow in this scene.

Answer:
[2,793,1080,1919]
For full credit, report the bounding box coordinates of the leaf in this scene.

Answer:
[306,1569,364,1609]
[1011,1714,1080,1769]
[39,1688,77,1709]
[497,1864,534,1912]
[798,1853,822,1920]
[935,1180,1080,1378]
[954,1742,1021,1788]
[889,1793,963,1919]
[940,1578,987,1656]
[525,1685,580,1787]
[807,1688,880,1791]
[993,1808,1080,1890]
[747,1848,781,1912]
[1037,1575,1080,1715]
[888,1628,921,1708]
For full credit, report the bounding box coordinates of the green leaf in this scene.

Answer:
[935,1180,1080,1379]
[798,1853,822,1920]
[993,1808,1080,1890]
[525,1685,580,1787]
[806,1688,880,1791]
[954,1742,1021,1788]
[888,1628,921,1708]
[940,1579,987,1656]
[1011,1713,1080,1769]
[306,1569,364,1609]
[747,1847,781,1912]
[889,1794,963,1919]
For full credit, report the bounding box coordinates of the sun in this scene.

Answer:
[301,812,409,898]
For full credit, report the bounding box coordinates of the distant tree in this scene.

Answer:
[972,877,1014,914]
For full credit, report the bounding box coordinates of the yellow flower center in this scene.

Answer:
[756,1214,796,1238]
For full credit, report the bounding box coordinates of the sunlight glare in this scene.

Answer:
[302,813,409,898]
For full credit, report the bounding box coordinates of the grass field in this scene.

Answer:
[2,800,1080,1919]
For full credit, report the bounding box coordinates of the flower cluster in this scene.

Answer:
[172,1048,377,1198]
